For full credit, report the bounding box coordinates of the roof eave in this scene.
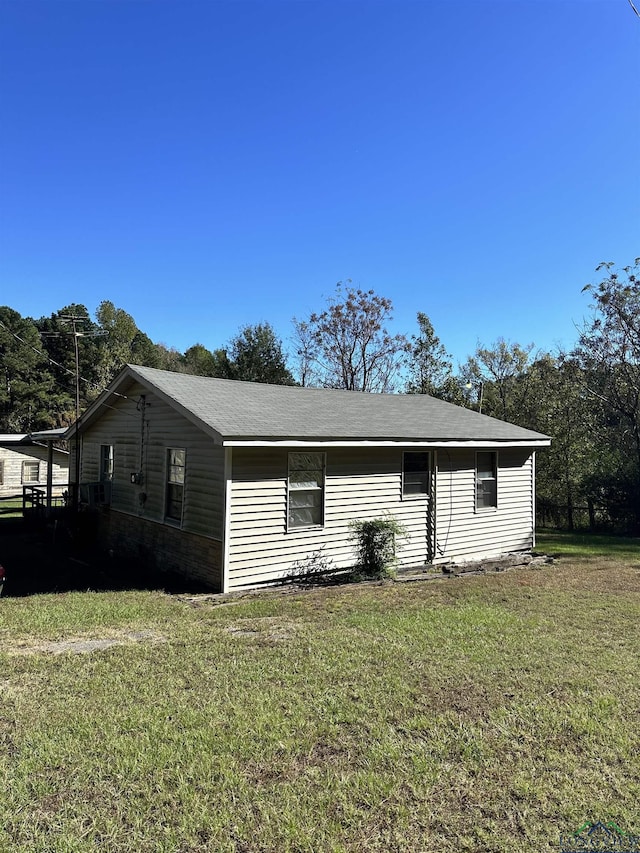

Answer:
[65,364,225,445]
[223,437,552,448]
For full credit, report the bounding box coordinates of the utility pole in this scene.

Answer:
[41,314,105,514]
[64,315,83,513]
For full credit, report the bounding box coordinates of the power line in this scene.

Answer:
[0,316,131,402]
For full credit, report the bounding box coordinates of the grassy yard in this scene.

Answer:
[0,498,24,518]
[0,534,639,852]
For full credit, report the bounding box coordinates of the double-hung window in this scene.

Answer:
[288,452,325,529]
[402,451,430,497]
[476,451,497,510]
[22,460,40,484]
[166,448,186,522]
[100,445,114,482]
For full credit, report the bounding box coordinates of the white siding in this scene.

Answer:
[0,445,69,498]
[227,447,433,589]
[227,446,537,589]
[433,448,534,563]
[79,383,225,540]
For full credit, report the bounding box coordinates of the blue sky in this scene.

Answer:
[1,0,638,370]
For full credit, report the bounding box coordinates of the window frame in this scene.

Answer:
[287,451,326,531]
[165,447,186,525]
[475,451,498,511]
[99,444,114,482]
[21,459,40,484]
[402,451,431,499]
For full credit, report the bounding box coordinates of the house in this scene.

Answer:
[66,364,551,591]
[0,430,69,501]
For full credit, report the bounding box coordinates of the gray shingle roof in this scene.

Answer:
[118,365,550,445]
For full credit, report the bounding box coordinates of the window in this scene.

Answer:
[22,460,40,483]
[100,445,114,482]
[288,452,325,529]
[403,452,430,497]
[476,451,497,509]
[0,460,4,485]
[166,448,186,522]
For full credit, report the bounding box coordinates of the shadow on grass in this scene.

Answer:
[0,516,211,597]
[536,529,640,560]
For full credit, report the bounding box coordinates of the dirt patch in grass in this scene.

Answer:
[5,628,165,656]
[225,616,301,643]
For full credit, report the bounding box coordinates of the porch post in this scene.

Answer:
[46,441,54,513]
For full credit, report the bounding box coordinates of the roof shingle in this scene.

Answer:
[121,364,550,445]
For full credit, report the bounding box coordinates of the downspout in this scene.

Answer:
[429,451,438,563]
[532,450,536,550]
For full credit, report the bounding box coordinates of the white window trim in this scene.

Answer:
[287,451,326,532]
[165,447,186,527]
[475,450,498,512]
[402,450,431,499]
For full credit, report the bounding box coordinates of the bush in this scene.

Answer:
[350,516,407,579]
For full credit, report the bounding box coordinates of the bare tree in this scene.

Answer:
[292,282,406,392]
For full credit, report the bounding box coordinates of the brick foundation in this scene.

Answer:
[98,510,223,590]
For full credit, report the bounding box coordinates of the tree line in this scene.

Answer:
[1,259,638,533]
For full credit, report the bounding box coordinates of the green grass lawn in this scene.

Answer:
[0,498,24,518]
[1,534,639,852]
[536,529,640,561]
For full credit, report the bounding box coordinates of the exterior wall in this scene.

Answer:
[433,448,534,564]
[98,509,223,589]
[0,445,69,498]
[227,445,536,589]
[75,386,538,593]
[227,447,433,589]
[77,382,225,587]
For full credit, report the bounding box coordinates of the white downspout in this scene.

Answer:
[532,450,536,550]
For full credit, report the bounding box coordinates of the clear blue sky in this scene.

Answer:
[1,0,638,369]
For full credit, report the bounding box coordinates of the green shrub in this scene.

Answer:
[350,515,408,579]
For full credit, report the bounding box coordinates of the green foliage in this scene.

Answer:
[461,337,535,420]
[181,325,295,384]
[350,515,408,579]
[405,311,462,401]
[515,354,596,531]
[182,343,222,377]
[572,259,640,532]
[0,306,57,431]
[34,304,104,422]
[226,322,295,384]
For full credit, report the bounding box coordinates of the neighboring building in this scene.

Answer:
[0,431,69,499]
[66,364,551,592]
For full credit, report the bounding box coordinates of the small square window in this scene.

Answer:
[22,460,40,483]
